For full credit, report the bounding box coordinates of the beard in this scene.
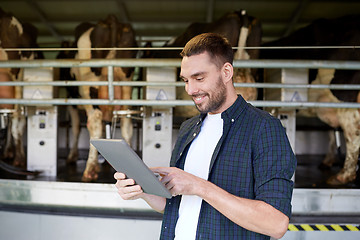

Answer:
[194,76,227,114]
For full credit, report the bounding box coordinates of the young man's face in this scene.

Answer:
[180,52,227,114]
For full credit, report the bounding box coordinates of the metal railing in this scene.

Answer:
[0,58,360,108]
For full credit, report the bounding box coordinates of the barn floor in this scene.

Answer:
[1,152,359,188]
[295,154,360,188]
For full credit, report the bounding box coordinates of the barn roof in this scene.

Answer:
[2,0,360,48]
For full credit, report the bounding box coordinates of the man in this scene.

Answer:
[115,33,297,239]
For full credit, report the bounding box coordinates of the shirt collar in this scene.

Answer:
[221,95,247,124]
[195,95,247,125]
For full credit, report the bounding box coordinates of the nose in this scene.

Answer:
[185,80,199,96]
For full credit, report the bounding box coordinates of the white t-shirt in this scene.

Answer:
[174,113,223,240]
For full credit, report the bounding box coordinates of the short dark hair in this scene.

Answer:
[180,33,234,69]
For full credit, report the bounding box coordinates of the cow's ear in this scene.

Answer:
[221,62,233,83]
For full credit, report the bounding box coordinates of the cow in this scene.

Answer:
[57,15,138,182]
[260,14,360,185]
[143,10,262,118]
[0,8,41,169]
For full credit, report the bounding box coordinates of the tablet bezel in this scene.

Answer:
[90,139,172,199]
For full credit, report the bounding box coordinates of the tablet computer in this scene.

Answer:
[90,138,172,199]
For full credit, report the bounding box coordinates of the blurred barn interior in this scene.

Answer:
[1,1,360,239]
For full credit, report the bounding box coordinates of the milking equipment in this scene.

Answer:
[142,67,176,168]
[23,67,57,176]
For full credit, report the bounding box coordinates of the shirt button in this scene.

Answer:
[193,133,197,137]
[231,119,235,123]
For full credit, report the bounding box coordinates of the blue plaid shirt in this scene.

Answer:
[160,95,297,240]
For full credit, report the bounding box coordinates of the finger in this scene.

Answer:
[167,184,178,197]
[115,178,136,188]
[122,192,142,200]
[119,186,144,200]
[161,175,176,191]
[165,181,176,192]
[114,172,126,180]
[160,174,172,184]
[119,190,144,200]
[121,184,142,195]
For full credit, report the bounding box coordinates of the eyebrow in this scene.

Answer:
[179,71,207,80]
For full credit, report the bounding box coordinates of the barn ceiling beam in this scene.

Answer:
[26,0,64,42]
[117,0,130,23]
[282,0,310,37]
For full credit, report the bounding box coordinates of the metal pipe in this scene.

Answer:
[3,46,359,52]
[1,59,360,70]
[239,59,360,70]
[233,82,360,90]
[108,66,114,101]
[248,101,360,109]
[1,58,359,109]
[0,59,181,68]
[0,81,109,87]
[1,80,360,90]
[0,98,359,109]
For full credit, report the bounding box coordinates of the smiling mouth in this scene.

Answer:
[192,94,207,104]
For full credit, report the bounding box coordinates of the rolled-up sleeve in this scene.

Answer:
[253,117,297,218]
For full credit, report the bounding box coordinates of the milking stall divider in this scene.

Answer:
[0,57,360,240]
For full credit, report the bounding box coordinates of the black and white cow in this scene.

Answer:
[260,14,360,185]
[58,15,137,182]
[0,8,41,168]
[144,10,262,118]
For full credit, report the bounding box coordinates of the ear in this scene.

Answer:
[221,62,233,84]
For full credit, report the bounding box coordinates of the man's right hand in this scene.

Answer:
[114,172,144,200]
